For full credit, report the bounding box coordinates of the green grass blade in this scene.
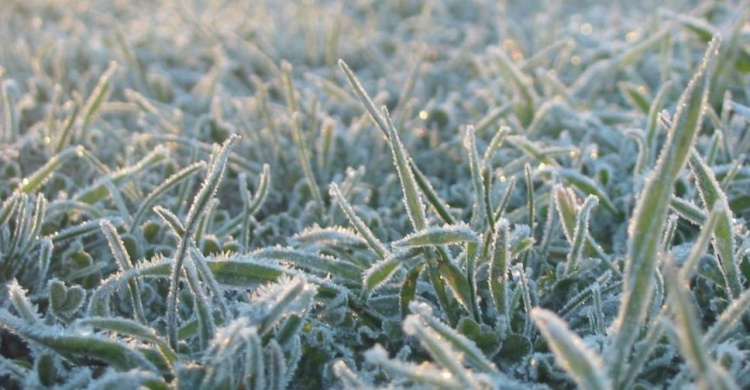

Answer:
[402,313,475,387]
[337,59,389,138]
[81,62,117,138]
[531,308,610,390]
[688,150,742,298]
[130,161,206,232]
[663,263,716,388]
[400,261,424,319]
[704,288,750,346]
[78,317,176,368]
[329,183,389,260]
[167,135,238,349]
[363,256,401,294]
[464,125,487,230]
[488,218,511,334]
[679,203,723,282]
[670,196,708,225]
[410,160,456,224]
[100,220,146,323]
[565,195,598,275]
[646,82,673,166]
[609,37,720,380]
[412,302,498,374]
[394,223,478,248]
[382,106,426,231]
[0,309,156,372]
[365,345,462,389]
[17,146,81,193]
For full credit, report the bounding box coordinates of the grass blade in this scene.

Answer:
[688,150,742,298]
[531,308,610,390]
[394,223,478,248]
[167,135,238,349]
[329,183,389,260]
[100,220,146,323]
[565,195,598,275]
[609,37,720,381]
[382,106,426,231]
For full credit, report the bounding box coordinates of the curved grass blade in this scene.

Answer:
[253,247,362,281]
[8,280,39,324]
[488,219,511,333]
[130,161,206,232]
[2,80,17,142]
[17,146,82,193]
[78,317,176,368]
[0,309,156,372]
[153,206,185,237]
[81,62,117,138]
[293,225,366,248]
[75,146,168,204]
[438,260,474,315]
[188,246,229,323]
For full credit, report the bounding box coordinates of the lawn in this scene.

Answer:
[0,0,749,389]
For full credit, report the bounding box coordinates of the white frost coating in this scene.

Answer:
[402,314,421,336]
[409,300,434,317]
[364,344,390,363]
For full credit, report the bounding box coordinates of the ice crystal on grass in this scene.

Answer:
[0,1,749,389]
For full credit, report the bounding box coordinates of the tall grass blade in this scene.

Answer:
[565,195,598,275]
[382,106,427,231]
[688,150,742,298]
[100,220,146,323]
[167,135,238,349]
[609,37,720,380]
